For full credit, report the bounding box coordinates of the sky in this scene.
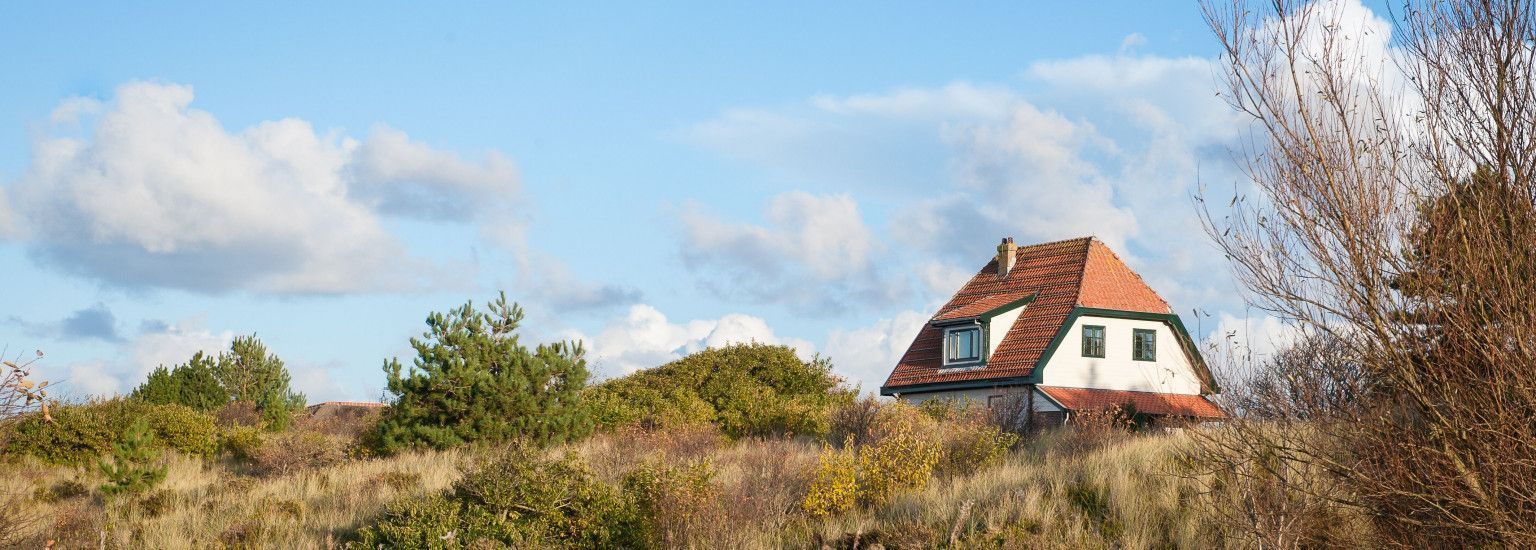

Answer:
[0,1,1393,402]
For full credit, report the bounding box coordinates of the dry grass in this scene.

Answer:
[5,448,463,548]
[0,426,1346,548]
[807,432,1212,548]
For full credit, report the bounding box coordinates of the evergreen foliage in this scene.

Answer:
[98,419,167,497]
[215,335,306,430]
[131,352,228,412]
[587,343,854,438]
[372,293,592,453]
[352,444,640,548]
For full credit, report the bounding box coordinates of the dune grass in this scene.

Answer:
[3,428,1298,548]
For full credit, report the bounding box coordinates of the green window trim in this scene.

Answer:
[1132,328,1156,361]
[1081,325,1105,358]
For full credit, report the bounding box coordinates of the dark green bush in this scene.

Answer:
[131,351,228,412]
[372,293,592,453]
[587,343,855,439]
[214,335,306,431]
[98,419,166,497]
[352,444,640,548]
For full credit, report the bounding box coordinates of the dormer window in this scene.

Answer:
[944,326,982,365]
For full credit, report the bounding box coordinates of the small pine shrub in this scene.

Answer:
[98,419,167,497]
[373,293,593,453]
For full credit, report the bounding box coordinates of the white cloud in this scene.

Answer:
[0,187,15,239]
[40,319,234,399]
[1205,313,1302,365]
[515,250,642,311]
[3,81,530,294]
[685,50,1257,315]
[64,361,121,399]
[288,360,352,404]
[348,125,526,246]
[577,304,813,378]
[822,310,927,393]
[129,321,234,384]
[680,191,903,313]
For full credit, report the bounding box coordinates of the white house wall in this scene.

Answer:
[986,304,1026,356]
[1039,315,1204,395]
[893,387,1062,412]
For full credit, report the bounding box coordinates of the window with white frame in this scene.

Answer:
[944,326,982,365]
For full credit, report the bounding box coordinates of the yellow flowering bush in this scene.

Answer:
[802,440,859,517]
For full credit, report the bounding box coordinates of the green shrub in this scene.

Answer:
[372,293,593,453]
[804,401,1015,516]
[3,399,219,464]
[220,425,264,461]
[352,444,640,548]
[936,414,1019,477]
[802,441,859,517]
[98,419,166,497]
[131,351,228,412]
[141,403,219,457]
[588,343,855,439]
[855,412,941,507]
[2,399,161,465]
[623,460,719,547]
[215,335,306,431]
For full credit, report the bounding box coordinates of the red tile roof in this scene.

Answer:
[306,401,387,409]
[882,237,1174,391]
[1039,386,1226,418]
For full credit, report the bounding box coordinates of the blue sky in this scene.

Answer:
[0,2,1389,401]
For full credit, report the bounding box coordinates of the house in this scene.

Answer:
[304,401,387,420]
[880,236,1224,427]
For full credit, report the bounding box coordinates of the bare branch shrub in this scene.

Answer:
[1195,0,1536,545]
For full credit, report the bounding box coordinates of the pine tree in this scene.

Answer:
[131,351,228,412]
[215,335,305,430]
[98,419,167,497]
[373,292,592,453]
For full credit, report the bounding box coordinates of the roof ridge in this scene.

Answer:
[1014,235,1094,252]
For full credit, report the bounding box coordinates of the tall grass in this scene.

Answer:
[2,426,1356,548]
[6,448,463,548]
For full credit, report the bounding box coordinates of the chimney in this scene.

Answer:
[996,237,1017,278]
